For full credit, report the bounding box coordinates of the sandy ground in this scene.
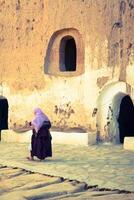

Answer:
[0,142,134,193]
[0,165,134,200]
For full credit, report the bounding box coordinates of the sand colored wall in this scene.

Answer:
[0,0,134,135]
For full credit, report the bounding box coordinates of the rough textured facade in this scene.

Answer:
[1,0,134,143]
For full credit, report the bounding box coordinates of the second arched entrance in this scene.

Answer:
[97,81,134,144]
[118,95,134,143]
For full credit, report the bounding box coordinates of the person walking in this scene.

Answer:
[27,108,52,161]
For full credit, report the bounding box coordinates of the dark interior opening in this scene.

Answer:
[65,38,76,71]
[60,37,76,71]
[118,95,134,143]
[0,97,8,137]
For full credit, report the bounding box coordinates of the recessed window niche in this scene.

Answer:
[44,28,84,76]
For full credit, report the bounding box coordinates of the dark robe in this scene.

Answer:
[31,121,52,160]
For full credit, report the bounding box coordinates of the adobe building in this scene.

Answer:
[0,0,134,144]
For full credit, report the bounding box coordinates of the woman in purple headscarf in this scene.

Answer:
[27,108,52,161]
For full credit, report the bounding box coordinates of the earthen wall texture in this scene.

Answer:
[0,0,134,131]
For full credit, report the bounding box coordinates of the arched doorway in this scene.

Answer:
[0,96,8,141]
[96,81,134,144]
[59,36,76,71]
[118,95,134,143]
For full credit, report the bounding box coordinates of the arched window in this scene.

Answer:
[59,36,76,71]
[44,28,84,76]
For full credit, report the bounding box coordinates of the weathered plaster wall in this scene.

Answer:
[0,0,134,133]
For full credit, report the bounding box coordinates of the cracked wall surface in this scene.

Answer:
[0,0,134,134]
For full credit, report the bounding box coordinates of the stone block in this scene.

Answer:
[1,130,97,146]
[1,130,32,143]
[88,132,96,145]
[124,137,134,151]
[51,131,89,146]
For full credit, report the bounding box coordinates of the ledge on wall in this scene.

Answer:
[1,130,97,146]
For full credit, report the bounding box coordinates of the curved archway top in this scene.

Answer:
[50,28,82,38]
[48,28,83,49]
[59,35,77,50]
[112,92,127,104]
[60,35,75,41]
[97,81,128,105]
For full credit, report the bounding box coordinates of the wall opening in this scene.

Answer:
[96,81,134,144]
[59,36,76,72]
[118,95,134,143]
[0,96,8,141]
[44,28,84,76]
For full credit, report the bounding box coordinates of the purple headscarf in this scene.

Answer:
[31,108,49,132]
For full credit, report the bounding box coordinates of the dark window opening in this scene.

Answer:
[118,95,134,143]
[60,37,76,72]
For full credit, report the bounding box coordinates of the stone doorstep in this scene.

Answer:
[1,130,97,146]
[124,137,134,151]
